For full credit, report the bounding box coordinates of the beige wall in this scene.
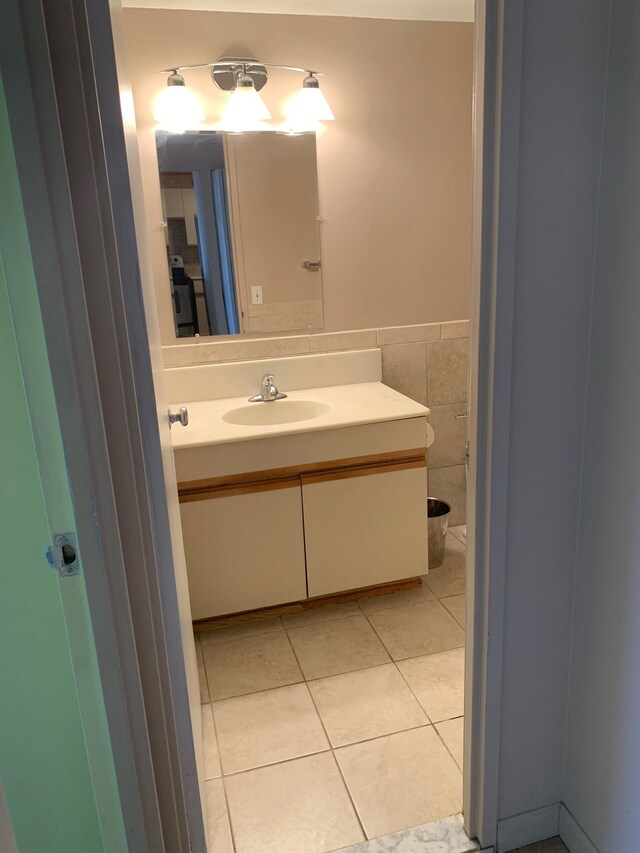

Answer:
[123,9,473,343]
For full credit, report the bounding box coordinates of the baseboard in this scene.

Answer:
[559,805,600,853]
[496,803,560,851]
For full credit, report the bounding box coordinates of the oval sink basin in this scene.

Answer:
[222,399,332,427]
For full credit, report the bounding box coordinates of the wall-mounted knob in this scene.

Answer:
[168,406,189,428]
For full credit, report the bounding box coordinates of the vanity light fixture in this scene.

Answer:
[218,66,272,132]
[156,57,334,133]
[153,71,205,132]
[288,73,335,129]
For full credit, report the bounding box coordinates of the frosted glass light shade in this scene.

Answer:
[153,80,205,132]
[220,80,272,132]
[288,81,335,130]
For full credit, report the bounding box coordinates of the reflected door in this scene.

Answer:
[225,133,324,334]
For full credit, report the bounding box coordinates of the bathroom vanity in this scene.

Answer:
[167,350,430,620]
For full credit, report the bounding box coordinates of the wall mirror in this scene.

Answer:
[157,130,323,337]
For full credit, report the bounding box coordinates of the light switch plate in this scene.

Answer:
[251,285,263,305]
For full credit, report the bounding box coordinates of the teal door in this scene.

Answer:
[0,80,126,853]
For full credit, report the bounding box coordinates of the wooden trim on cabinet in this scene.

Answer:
[301,457,426,486]
[178,447,427,502]
[179,474,300,502]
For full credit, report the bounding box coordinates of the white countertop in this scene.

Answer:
[170,382,429,449]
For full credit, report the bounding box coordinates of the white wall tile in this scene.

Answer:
[309,330,377,353]
[381,342,428,405]
[377,324,442,345]
[441,321,469,339]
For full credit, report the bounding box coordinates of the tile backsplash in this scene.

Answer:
[163,320,469,523]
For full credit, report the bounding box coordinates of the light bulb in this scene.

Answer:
[288,74,334,131]
[220,73,271,132]
[153,73,205,133]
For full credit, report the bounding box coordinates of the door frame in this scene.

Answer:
[465,2,523,848]
[1,0,205,850]
[2,0,521,850]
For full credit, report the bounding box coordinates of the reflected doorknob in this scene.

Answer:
[301,260,321,271]
[168,406,189,428]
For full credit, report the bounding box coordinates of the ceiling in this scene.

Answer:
[120,0,475,23]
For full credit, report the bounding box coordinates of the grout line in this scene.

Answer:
[432,718,464,773]
[356,591,436,617]
[208,676,306,704]
[302,671,369,841]
[441,599,466,631]
[448,527,467,546]
[282,624,313,687]
[281,605,361,630]
[219,746,333,780]
[199,639,212,704]
[203,682,238,851]
[219,773,238,853]
[360,606,400,660]
[331,721,433,753]
[327,750,369,842]
[392,660,434,725]
[198,621,285,648]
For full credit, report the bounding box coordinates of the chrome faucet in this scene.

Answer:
[248,373,288,403]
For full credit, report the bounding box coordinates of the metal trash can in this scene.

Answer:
[427,498,451,569]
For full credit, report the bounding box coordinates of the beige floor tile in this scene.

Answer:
[442,593,466,628]
[199,616,283,646]
[423,535,466,598]
[282,602,361,628]
[335,726,462,839]
[202,631,303,701]
[308,663,428,747]
[213,683,329,774]
[436,717,464,769]
[225,752,364,853]
[367,601,465,661]
[358,581,435,613]
[196,641,209,703]
[397,648,465,722]
[202,703,221,779]
[287,615,390,680]
[204,779,234,853]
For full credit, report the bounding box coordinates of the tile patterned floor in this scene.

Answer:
[197,525,467,853]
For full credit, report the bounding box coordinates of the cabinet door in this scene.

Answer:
[303,466,427,598]
[180,486,307,619]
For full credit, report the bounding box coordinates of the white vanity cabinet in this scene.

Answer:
[302,463,428,597]
[168,349,431,622]
[178,447,427,620]
[179,486,307,619]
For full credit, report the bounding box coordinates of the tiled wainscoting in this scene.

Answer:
[379,326,468,525]
[246,299,323,333]
[163,320,469,523]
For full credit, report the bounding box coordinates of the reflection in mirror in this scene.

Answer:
[156,131,323,338]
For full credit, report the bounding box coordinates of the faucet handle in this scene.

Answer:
[249,373,287,402]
